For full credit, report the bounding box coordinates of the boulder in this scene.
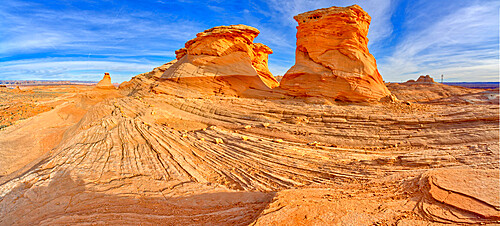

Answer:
[280,5,391,102]
[160,25,278,97]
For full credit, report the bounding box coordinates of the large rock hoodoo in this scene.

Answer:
[159,25,279,97]
[280,5,391,102]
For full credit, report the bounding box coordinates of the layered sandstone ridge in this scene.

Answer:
[96,73,115,89]
[280,5,391,102]
[160,25,278,97]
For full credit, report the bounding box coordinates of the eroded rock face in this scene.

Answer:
[160,25,278,97]
[96,73,115,89]
[280,5,391,102]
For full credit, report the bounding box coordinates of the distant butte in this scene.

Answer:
[280,5,393,102]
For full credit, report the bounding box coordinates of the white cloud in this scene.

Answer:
[0,0,200,82]
[0,32,70,53]
[268,62,292,76]
[0,58,158,82]
[0,4,202,56]
[379,1,499,82]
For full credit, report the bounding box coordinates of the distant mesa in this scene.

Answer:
[417,75,435,83]
[405,75,436,84]
[280,5,392,102]
[416,75,435,83]
[96,72,116,89]
[159,25,279,97]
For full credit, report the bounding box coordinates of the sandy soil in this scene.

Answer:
[0,86,93,129]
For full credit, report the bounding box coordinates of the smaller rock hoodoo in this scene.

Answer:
[96,72,115,89]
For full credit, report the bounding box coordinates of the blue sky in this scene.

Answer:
[0,0,498,82]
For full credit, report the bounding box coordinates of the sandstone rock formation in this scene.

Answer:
[280,5,391,102]
[388,75,488,102]
[159,25,278,97]
[416,75,435,83]
[0,5,499,225]
[96,72,115,89]
[11,86,23,93]
[405,75,436,84]
[1,83,498,224]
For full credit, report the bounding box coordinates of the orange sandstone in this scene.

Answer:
[280,5,391,102]
[415,75,435,83]
[96,72,115,89]
[161,25,278,97]
[12,86,22,92]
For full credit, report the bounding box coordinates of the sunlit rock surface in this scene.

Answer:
[280,5,391,102]
[159,25,278,97]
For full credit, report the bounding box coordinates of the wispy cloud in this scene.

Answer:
[0,0,497,83]
[262,0,396,47]
[379,1,499,82]
[268,62,292,76]
[0,58,157,82]
[0,6,202,56]
[0,0,202,81]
